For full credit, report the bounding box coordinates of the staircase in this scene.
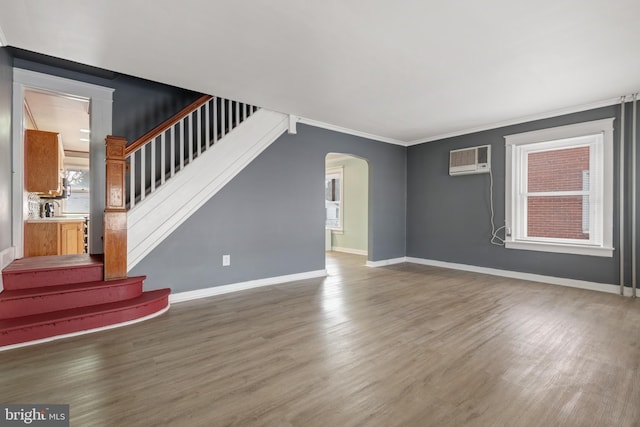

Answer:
[0,254,169,349]
[120,95,289,270]
[1,93,286,349]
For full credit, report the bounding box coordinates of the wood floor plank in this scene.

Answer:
[1,252,639,426]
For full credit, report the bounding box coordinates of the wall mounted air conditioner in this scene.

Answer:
[449,145,491,176]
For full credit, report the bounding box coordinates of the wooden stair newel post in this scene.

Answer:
[104,136,128,280]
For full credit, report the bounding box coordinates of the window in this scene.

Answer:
[63,168,90,214]
[325,167,343,231]
[504,118,614,257]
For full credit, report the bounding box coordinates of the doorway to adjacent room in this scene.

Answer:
[324,153,369,266]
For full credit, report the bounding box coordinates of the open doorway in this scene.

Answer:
[22,88,91,257]
[12,68,113,259]
[325,153,369,267]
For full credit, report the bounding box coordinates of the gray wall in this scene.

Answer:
[407,105,632,285]
[0,48,13,252]
[130,124,407,292]
[12,55,201,144]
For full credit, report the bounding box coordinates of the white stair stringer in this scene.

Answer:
[127,109,289,271]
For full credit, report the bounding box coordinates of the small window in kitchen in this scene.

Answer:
[63,168,90,214]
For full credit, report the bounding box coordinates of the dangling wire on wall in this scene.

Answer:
[489,168,506,246]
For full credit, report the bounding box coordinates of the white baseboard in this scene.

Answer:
[365,257,406,267]
[0,304,170,352]
[169,269,328,304]
[331,247,367,256]
[0,246,16,292]
[405,256,626,295]
[0,246,15,269]
[363,255,635,296]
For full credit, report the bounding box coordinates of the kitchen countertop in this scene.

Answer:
[26,216,89,223]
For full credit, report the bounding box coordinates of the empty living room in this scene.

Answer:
[0,1,639,426]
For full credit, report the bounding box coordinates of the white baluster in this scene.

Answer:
[180,118,185,171]
[220,99,226,138]
[160,132,166,185]
[170,126,175,178]
[235,101,240,129]
[227,100,232,135]
[150,138,156,193]
[188,114,194,164]
[140,145,146,201]
[123,97,263,211]
[129,154,135,209]
[205,101,211,149]
[197,106,202,156]
[213,98,218,143]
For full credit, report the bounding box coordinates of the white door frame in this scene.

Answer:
[12,68,114,257]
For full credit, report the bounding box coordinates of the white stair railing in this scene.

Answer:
[125,95,259,209]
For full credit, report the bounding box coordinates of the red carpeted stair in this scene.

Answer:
[1,254,170,348]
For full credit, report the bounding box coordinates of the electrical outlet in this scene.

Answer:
[222,254,230,266]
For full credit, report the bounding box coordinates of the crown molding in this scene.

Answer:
[292,93,640,148]
[407,95,638,146]
[297,116,407,146]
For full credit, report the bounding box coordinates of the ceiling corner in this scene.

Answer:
[0,23,7,47]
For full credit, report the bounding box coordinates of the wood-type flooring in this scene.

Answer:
[1,252,638,426]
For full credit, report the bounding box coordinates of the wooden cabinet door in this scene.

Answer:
[24,222,59,257]
[60,222,84,255]
[25,129,61,193]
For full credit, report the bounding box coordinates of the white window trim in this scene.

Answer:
[504,118,614,257]
[325,166,344,232]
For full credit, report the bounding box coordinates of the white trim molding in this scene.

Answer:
[297,116,407,146]
[0,246,15,270]
[504,118,615,257]
[0,23,7,46]
[0,246,16,291]
[365,257,406,267]
[0,305,170,352]
[405,257,625,295]
[127,109,289,271]
[12,68,113,257]
[275,94,638,148]
[331,247,367,256]
[325,166,344,232]
[502,241,614,257]
[288,114,297,134]
[169,269,327,304]
[408,96,631,146]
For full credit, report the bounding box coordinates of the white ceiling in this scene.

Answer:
[1,1,639,144]
[24,89,90,153]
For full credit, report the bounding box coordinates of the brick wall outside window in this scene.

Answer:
[527,146,589,239]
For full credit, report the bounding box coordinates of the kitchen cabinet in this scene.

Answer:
[25,129,65,195]
[24,220,85,257]
[59,222,84,255]
[24,222,58,257]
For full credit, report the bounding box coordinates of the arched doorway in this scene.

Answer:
[325,153,369,267]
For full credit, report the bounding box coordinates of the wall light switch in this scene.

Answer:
[222,254,231,266]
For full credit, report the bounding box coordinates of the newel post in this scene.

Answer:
[104,136,128,280]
